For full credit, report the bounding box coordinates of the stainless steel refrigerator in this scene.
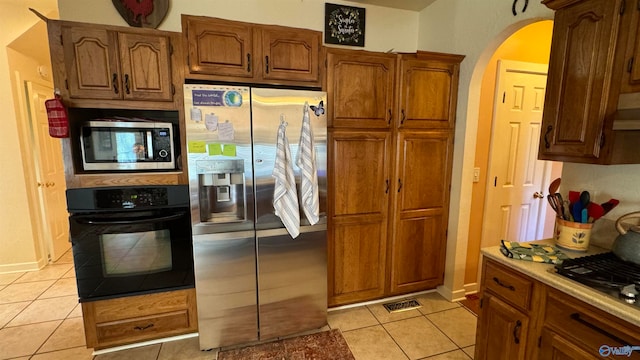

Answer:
[183,84,327,350]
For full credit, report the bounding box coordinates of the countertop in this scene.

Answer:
[481,241,640,328]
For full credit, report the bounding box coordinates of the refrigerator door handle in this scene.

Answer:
[193,230,255,242]
[257,224,327,238]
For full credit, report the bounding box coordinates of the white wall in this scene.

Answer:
[57,0,420,53]
[0,2,57,272]
[417,0,554,300]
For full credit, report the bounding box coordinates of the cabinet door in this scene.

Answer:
[259,27,320,83]
[475,293,529,360]
[328,130,391,306]
[389,131,452,293]
[539,0,623,161]
[397,58,458,129]
[539,328,600,360]
[184,16,254,78]
[621,4,640,93]
[118,33,173,101]
[327,50,396,128]
[61,25,121,100]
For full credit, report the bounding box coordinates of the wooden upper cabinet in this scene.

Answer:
[620,1,640,93]
[397,53,463,129]
[259,26,320,82]
[182,15,321,86]
[539,0,625,162]
[183,16,254,78]
[62,26,120,100]
[326,49,396,128]
[61,24,173,102]
[118,33,173,101]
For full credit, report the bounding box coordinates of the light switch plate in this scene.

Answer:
[473,167,480,183]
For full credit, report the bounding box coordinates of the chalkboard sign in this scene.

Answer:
[324,3,366,47]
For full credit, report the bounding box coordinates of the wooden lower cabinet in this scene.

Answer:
[81,288,198,350]
[328,130,391,306]
[476,293,529,360]
[389,131,453,295]
[476,258,640,360]
[539,328,601,360]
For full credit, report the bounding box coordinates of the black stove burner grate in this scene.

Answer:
[555,252,640,289]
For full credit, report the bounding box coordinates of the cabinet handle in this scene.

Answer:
[513,320,522,344]
[247,53,251,72]
[492,276,515,291]
[265,56,269,74]
[388,109,392,125]
[569,313,629,345]
[112,73,119,94]
[543,125,553,149]
[133,323,154,331]
[385,179,389,194]
[397,179,403,193]
[400,109,406,125]
[124,74,130,94]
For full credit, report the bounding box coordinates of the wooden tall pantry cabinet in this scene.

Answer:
[326,48,464,306]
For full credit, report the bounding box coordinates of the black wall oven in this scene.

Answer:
[67,185,194,302]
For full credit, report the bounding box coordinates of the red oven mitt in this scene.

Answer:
[44,94,69,138]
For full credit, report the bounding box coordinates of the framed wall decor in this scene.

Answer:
[324,3,366,47]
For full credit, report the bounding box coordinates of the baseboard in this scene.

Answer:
[328,289,436,312]
[463,282,478,294]
[0,259,45,274]
[436,285,467,302]
[92,333,199,355]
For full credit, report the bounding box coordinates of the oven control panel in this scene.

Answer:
[66,185,189,212]
[95,188,168,209]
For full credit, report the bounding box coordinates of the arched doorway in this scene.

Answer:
[463,20,560,293]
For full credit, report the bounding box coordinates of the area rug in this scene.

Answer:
[217,329,355,360]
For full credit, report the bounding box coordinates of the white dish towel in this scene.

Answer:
[273,119,300,238]
[296,102,319,225]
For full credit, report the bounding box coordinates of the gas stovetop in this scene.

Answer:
[555,252,640,307]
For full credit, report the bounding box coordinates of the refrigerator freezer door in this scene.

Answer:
[256,224,327,340]
[193,231,258,349]
[184,84,255,235]
[251,88,327,229]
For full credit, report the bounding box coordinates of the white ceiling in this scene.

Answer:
[347,0,437,11]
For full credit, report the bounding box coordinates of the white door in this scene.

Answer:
[26,82,70,261]
[481,60,553,248]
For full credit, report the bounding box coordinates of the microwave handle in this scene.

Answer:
[75,212,185,225]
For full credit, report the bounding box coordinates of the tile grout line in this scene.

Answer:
[365,305,412,360]
[422,306,475,358]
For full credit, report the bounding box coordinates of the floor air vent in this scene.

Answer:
[382,298,422,313]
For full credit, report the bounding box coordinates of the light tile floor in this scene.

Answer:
[0,251,476,360]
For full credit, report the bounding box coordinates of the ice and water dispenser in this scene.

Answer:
[196,159,246,223]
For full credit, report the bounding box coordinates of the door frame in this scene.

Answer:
[478,59,559,283]
[13,70,55,268]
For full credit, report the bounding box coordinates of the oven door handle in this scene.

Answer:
[76,212,185,225]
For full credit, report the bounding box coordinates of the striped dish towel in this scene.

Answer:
[273,120,300,238]
[296,102,319,225]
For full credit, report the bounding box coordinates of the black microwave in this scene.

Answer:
[80,120,175,171]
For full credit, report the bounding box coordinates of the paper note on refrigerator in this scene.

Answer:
[218,121,235,141]
[188,140,207,153]
[222,144,237,156]
[208,143,223,155]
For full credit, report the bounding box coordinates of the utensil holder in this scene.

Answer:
[555,218,593,251]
